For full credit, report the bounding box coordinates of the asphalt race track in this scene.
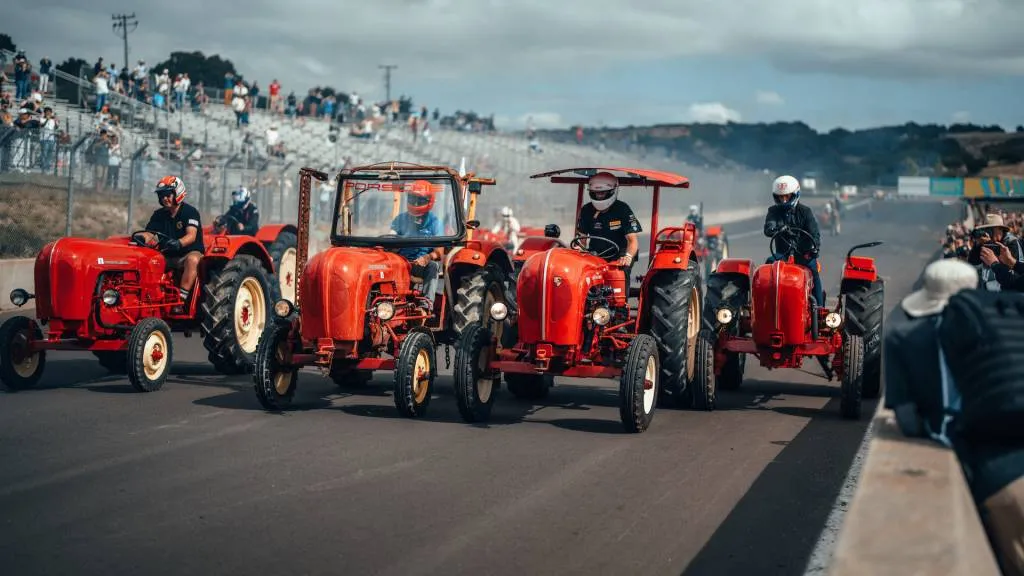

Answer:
[0,198,955,576]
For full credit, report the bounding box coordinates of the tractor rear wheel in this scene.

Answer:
[252,322,298,411]
[267,230,298,304]
[844,279,884,399]
[0,315,46,390]
[649,267,701,409]
[840,332,865,420]
[200,254,280,375]
[452,264,513,342]
[126,317,173,392]
[703,273,748,391]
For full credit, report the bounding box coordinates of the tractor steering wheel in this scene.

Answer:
[214,214,242,234]
[570,235,621,260]
[769,226,818,259]
[130,230,173,250]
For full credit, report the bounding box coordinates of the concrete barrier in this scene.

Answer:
[829,404,1002,575]
[0,258,34,312]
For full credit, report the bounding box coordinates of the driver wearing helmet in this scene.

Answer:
[764,175,823,307]
[214,187,260,235]
[491,206,521,251]
[686,204,703,234]
[389,180,445,303]
[139,175,205,306]
[577,171,642,267]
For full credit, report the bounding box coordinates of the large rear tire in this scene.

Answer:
[0,316,46,390]
[703,273,748,391]
[649,267,701,408]
[619,334,660,433]
[452,263,513,340]
[200,254,280,375]
[844,279,884,399]
[840,333,864,420]
[126,317,173,392]
[252,323,299,411]
[267,231,298,304]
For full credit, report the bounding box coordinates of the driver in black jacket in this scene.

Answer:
[214,186,260,235]
[764,175,824,307]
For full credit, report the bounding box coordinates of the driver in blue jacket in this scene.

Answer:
[764,175,824,308]
[389,180,445,308]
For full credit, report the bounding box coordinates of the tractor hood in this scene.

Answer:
[300,247,411,343]
[516,247,607,346]
[751,260,812,347]
[34,237,165,321]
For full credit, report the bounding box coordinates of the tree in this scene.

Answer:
[56,57,89,105]
[0,33,15,53]
[152,51,241,89]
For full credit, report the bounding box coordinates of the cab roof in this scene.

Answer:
[530,167,690,188]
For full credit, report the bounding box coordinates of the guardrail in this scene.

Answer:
[829,406,1002,575]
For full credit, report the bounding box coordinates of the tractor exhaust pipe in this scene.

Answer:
[296,167,328,310]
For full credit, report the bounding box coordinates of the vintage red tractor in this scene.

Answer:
[208,220,299,303]
[0,231,280,392]
[252,162,518,418]
[451,167,711,434]
[702,229,884,419]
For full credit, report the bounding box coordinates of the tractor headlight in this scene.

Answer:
[489,302,508,321]
[716,307,734,325]
[375,301,395,321]
[591,306,611,326]
[273,299,294,318]
[101,289,120,306]
[9,288,31,307]
[824,312,843,329]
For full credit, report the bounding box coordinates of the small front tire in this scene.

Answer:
[393,330,435,418]
[619,334,660,433]
[690,329,716,411]
[839,333,864,420]
[126,317,173,392]
[0,316,46,391]
[453,323,498,423]
[252,323,299,411]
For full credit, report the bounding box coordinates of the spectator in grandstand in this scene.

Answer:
[39,107,58,172]
[93,69,109,112]
[106,133,122,189]
[265,124,283,157]
[92,57,103,77]
[285,91,297,117]
[38,57,52,94]
[268,79,280,113]
[12,50,31,100]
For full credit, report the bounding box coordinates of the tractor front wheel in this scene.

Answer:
[0,315,46,390]
[690,329,716,411]
[839,333,865,420]
[393,330,435,418]
[252,323,299,411]
[201,254,280,375]
[620,334,660,433]
[453,323,498,423]
[126,317,173,392]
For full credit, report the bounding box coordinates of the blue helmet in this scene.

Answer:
[231,186,251,208]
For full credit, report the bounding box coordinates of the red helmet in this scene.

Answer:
[407,180,436,217]
[155,175,187,205]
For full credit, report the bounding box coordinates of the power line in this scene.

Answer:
[111,13,138,71]
[379,64,397,103]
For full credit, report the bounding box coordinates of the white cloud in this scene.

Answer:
[756,90,784,105]
[951,110,972,123]
[688,102,742,124]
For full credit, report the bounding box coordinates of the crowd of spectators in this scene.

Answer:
[942,206,1024,291]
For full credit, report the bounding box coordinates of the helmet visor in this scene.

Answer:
[773,193,793,204]
[408,194,432,208]
[589,187,615,201]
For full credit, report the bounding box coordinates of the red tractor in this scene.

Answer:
[703,229,884,419]
[252,163,518,418]
[451,167,710,434]
[207,220,298,304]
[0,231,280,392]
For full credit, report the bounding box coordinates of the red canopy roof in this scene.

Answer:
[530,167,689,188]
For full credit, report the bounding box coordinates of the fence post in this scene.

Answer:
[126,142,150,234]
[66,135,92,237]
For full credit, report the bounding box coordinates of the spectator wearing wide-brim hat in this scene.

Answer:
[969,213,1024,291]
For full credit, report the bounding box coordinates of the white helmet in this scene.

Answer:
[500,206,513,218]
[232,186,251,207]
[772,175,801,209]
[588,172,618,211]
[689,204,699,215]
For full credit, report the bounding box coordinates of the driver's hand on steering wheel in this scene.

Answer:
[616,253,634,267]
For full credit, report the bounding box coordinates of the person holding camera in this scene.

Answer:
[969,214,1024,291]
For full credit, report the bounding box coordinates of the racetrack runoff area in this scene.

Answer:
[0,197,960,575]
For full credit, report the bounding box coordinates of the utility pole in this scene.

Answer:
[379,64,397,103]
[111,13,138,70]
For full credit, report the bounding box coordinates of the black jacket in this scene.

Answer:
[218,203,260,236]
[763,202,820,257]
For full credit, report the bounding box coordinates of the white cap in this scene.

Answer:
[900,259,978,317]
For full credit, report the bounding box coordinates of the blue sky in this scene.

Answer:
[6,0,1023,132]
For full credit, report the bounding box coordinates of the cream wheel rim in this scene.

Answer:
[642,354,657,414]
[476,346,493,403]
[273,340,295,395]
[413,348,431,403]
[235,277,267,353]
[483,286,504,344]
[686,287,699,380]
[280,248,297,303]
[10,330,39,378]
[143,330,169,380]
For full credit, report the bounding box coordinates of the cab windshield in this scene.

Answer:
[331,174,464,246]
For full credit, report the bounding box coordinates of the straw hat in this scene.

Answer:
[901,259,979,317]
[974,213,1010,232]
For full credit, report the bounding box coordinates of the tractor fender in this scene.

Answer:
[204,236,275,272]
[515,236,563,259]
[716,258,753,278]
[255,224,298,244]
[649,247,697,272]
[445,244,514,302]
[841,255,878,285]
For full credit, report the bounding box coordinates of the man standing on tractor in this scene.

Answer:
[213,186,260,235]
[140,176,205,311]
[576,171,642,271]
[764,175,824,307]
[491,205,521,251]
[389,180,445,307]
[686,204,703,234]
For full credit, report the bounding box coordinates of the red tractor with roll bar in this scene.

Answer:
[0,230,280,392]
[451,167,711,433]
[702,227,885,419]
[251,162,518,418]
